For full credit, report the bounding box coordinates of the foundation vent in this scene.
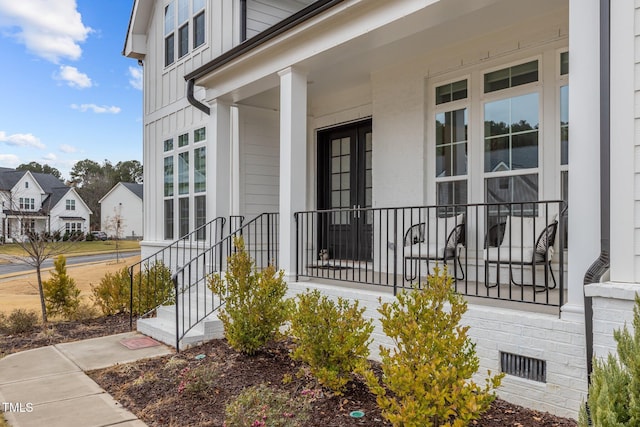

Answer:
[500,351,546,383]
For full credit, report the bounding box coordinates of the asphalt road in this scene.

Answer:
[0,251,140,276]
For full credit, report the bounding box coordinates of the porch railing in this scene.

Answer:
[172,212,279,350]
[128,216,228,328]
[295,201,566,313]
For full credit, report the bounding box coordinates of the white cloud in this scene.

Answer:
[0,131,45,149]
[42,153,57,162]
[128,66,143,90]
[70,103,121,114]
[56,65,92,89]
[0,0,92,63]
[59,144,77,153]
[0,154,20,168]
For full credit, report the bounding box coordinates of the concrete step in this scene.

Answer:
[137,309,224,349]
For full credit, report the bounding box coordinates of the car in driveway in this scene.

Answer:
[91,231,108,241]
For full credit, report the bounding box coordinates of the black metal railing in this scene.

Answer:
[295,201,566,313]
[172,212,278,351]
[128,216,228,328]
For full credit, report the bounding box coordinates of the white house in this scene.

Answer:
[0,167,92,241]
[124,0,637,418]
[99,182,144,239]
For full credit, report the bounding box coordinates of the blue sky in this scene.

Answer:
[0,0,141,181]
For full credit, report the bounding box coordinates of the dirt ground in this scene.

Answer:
[0,254,141,315]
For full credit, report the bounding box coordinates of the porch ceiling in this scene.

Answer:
[208,0,568,111]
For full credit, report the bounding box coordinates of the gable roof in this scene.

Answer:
[122,182,143,199]
[98,182,144,204]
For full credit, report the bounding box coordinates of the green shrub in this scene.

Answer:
[178,364,220,395]
[579,294,640,427]
[225,384,311,427]
[361,267,503,427]
[289,289,373,394]
[132,262,174,315]
[92,267,131,315]
[208,237,290,355]
[43,255,81,319]
[0,309,39,334]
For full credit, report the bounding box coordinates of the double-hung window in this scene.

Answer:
[434,79,468,211]
[483,60,540,216]
[164,0,206,67]
[66,199,76,211]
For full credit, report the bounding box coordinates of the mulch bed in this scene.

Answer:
[1,316,578,426]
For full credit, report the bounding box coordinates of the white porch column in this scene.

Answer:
[278,67,307,278]
[209,100,231,221]
[564,0,600,321]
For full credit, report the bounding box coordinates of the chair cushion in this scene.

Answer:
[404,243,450,260]
[427,213,464,249]
[484,246,535,263]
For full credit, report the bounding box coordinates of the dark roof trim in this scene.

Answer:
[184,0,345,82]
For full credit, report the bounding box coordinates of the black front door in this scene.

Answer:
[317,120,372,261]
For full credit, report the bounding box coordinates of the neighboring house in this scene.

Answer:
[0,167,92,241]
[98,182,144,239]
[124,0,635,418]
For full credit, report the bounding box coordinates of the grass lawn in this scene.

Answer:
[0,240,140,257]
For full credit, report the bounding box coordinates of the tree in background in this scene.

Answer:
[69,159,143,230]
[17,161,63,180]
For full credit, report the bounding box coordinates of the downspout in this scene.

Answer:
[187,78,210,115]
[583,0,610,383]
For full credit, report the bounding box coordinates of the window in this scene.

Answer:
[194,127,206,142]
[164,199,174,240]
[164,2,175,66]
[484,60,538,93]
[66,199,76,211]
[178,23,189,58]
[195,195,206,240]
[178,152,189,194]
[164,0,206,66]
[21,219,35,235]
[164,138,174,151]
[19,198,35,210]
[559,51,569,248]
[178,133,189,147]
[194,11,205,48]
[194,147,206,193]
[484,93,539,172]
[179,197,189,238]
[25,182,28,188]
[434,80,468,208]
[164,157,174,197]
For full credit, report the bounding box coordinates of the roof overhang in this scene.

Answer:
[123,0,154,59]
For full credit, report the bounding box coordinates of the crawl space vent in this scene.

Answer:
[500,351,546,383]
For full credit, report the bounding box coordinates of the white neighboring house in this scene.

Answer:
[124,0,638,418]
[99,182,144,239]
[0,167,92,242]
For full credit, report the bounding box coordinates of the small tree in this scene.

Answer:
[4,199,80,323]
[104,207,125,262]
[43,255,81,319]
[361,267,503,427]
[208,237,290,355]
[579,295,640,426]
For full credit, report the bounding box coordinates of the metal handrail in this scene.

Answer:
[128,216,227,328]
[172,212,279,351]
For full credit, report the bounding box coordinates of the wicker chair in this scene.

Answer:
[403,213,465,281]
[484,214,558,291]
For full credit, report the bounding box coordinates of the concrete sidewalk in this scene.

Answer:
[0,332,172,427]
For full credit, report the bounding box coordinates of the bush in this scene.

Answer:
[289,289,373,394]
[92,267,131,315]
[43,255,81,319]
[0,309,39,334]
[132,262,174,315]
[361,267,503,427]
[208,237,290,355]
[579,294,640,426]
[225,384,311,427]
